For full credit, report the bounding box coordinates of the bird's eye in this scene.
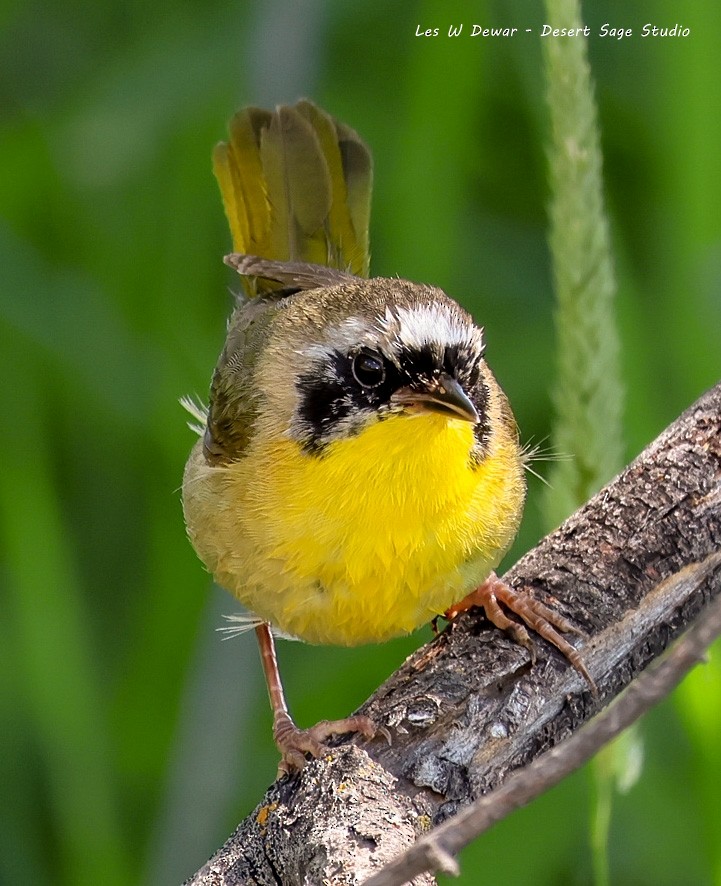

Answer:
[351,350,386,388]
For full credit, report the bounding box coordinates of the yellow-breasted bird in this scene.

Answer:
[182,100,586,773]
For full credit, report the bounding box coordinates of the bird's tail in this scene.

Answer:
[212,100,372,297]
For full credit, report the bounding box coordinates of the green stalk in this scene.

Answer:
[541,0,624,528]
[541,2,626,884]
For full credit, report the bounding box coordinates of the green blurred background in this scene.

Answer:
[1,0,720,883]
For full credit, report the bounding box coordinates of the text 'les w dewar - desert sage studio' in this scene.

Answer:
[414,23,691,39]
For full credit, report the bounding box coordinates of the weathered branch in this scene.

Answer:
[184,381,721,886]
[363,586,721,886]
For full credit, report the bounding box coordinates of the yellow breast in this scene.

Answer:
[183,411,525,646]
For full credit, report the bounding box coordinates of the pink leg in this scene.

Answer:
[255,624,376,775]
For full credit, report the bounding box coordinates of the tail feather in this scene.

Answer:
[295,100,364,273]
[212,108,271,261]
[336,121,372,275]
[213,100,372,296]
[260,104,332,261]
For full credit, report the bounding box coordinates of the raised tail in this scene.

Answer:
[212,100,372,296]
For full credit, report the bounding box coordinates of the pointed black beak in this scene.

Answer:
[391,373,480,424]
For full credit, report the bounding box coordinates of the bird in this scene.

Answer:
[182,100,587,774]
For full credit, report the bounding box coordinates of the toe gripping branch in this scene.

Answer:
[444,572,596,692]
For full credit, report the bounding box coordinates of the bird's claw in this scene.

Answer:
[273,712,377,776]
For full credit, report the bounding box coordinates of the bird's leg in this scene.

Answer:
[445,572,595,690]
[255,624,376,775]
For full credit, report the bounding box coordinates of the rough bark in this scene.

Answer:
[184,381,721,886]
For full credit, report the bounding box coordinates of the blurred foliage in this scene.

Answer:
[1,1,720,884]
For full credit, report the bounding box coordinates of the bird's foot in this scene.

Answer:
[273,711,376,776]
[445,572,596,691]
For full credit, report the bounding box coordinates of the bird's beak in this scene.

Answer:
[391,373,480,424]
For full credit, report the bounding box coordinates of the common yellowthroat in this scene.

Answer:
[182,101,585,773]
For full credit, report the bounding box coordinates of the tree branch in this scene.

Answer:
[183,381,721,886]
[363,579,721,886]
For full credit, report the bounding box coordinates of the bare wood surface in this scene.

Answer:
[184,381,721,886]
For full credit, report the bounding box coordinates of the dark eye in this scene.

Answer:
[351,350,386,388]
